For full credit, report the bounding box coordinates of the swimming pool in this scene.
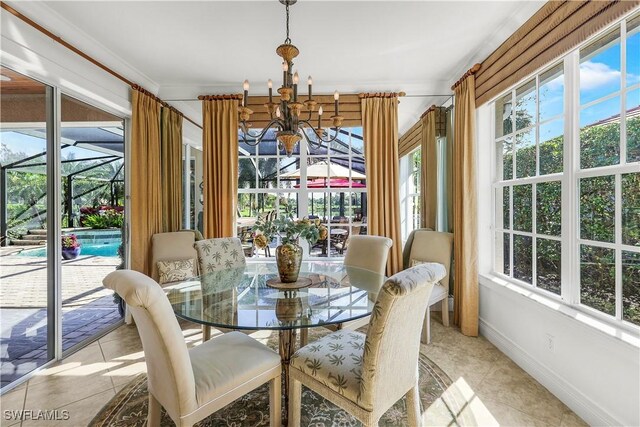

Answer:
[18,229,122,258]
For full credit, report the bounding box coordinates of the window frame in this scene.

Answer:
[490,13,640,332]
[237,127,366,259]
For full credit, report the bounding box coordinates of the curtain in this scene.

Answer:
[202,98,239,238]
[362,96,402,275]
[130,89,162,275]
[445,107,454,233]
[453,76,478,337]
[420,111,437,230]
[161,107,183,232]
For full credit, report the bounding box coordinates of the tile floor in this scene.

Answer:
[0,314,588,427]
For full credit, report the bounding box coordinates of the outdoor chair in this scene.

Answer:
[289,263,445,427]
[403,229,453,344]
[103,270,281,427]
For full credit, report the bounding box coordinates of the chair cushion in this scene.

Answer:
[291,330,366,406]
[194,237,246,273]
[151,231,198,283]
[156,259,196,285]
[189,331,281,407]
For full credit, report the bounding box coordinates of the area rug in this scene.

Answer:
[91,330,452,427]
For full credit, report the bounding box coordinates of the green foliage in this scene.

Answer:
[82,210,123,229]
[502,116,640,324]
[253,199,326,247]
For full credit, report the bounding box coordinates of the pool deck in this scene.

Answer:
[1,246,122,388]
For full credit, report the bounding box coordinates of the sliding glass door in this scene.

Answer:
[0,66,127,389]
[0,68,54,388]
[59,94,125,351]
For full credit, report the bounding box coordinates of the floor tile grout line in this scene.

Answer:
[97,339,118,394]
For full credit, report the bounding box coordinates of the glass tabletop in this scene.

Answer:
[165,261,385,331]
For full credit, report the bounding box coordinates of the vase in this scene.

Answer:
[61,247,81,260]
[275,243,303,283]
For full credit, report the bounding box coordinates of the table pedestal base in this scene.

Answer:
[278,328,297,424]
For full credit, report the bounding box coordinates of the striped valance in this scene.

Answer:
[398,120,422,158]
[476,0,640,106]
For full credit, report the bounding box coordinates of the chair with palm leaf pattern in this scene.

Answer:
[194,237,246,340]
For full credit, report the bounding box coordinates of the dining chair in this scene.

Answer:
[194,237,247,339]
[402,229,453,344]
[150,231,199,285]
[103,270,282,427]
[300,235,391,346]
[289,263,446,427]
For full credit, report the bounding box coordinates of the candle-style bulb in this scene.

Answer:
[276,106,281,118]
[318,106,323,116]
[282,62,289,72]
[243,80,250,91]
[334,91,339,100]
[268,79,273,89]
[293,72,299,84]
[308,76,313,85]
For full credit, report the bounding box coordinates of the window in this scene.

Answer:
[237,127,366,258]
[493,14,640,327]
[400,148,421,241]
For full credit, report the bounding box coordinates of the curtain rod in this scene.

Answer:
[164,93,453,102]
[0,1,202,130]
[452,63,481,91]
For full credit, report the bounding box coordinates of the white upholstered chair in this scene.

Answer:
[289,263,446,427]
[299,235,392,347]
[403,229,453,344]
[103,270,282,427]
[150,231,199,284]
[194,237,247,339]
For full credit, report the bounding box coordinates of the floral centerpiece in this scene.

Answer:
[61,234,82,260]
[253,208,327,283]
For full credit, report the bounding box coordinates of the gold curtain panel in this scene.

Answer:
[361,96,403,276]
[130,89,163,275]
[202,98,239,238]
[161,107,183,233]
[452,76,479,337]
[476,0,640,106]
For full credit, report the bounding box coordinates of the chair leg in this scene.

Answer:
[148,393,161,427]
[269,375,282,427]
[406,382,421,427]
[299,328,308,348]
[288,378,301,427]
[441,298,449,327]
[202,325,211,341]
[421,305,431,344]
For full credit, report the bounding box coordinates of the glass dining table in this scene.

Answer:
[164,260,385,415]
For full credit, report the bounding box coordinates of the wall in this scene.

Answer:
[476,103,640,426]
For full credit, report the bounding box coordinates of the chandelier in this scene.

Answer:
[238,0,343,157]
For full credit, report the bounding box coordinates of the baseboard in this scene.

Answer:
[479,318,621,427]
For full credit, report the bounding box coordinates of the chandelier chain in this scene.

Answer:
[285,3,291,44]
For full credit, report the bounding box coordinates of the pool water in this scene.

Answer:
[18,229,122,258]
[18,242,120,258]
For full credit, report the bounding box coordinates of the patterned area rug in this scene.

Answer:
[90,330,452,427]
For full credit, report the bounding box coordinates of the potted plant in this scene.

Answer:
[253,206,328,283]
[61,234,82,260]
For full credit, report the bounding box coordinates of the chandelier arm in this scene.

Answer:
[299,120,342,144]
[240,119,285,146]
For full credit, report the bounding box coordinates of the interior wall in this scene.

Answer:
[476,103,640,427]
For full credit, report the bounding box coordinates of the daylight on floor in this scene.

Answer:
[0,1,638,427]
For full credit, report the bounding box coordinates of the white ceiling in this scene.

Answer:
[17,1,544,134]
